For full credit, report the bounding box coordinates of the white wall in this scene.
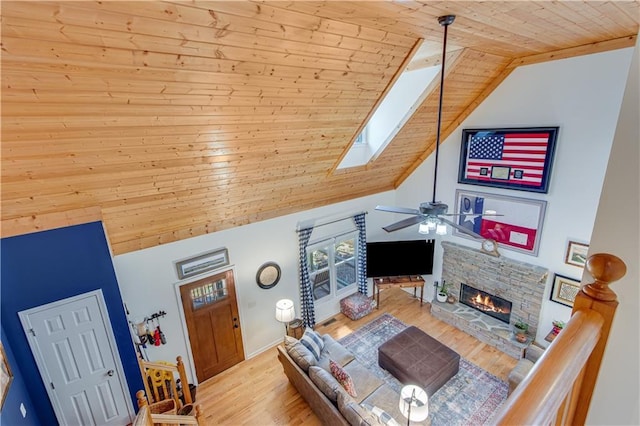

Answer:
[395,48,634,344]
[586,36,639,426]
[113,192,393,382]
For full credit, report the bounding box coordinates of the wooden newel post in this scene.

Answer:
[571,253,627,425]
[176,356,193,404]
[136,390,148,409]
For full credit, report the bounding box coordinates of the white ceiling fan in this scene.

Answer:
[376,15,498,240]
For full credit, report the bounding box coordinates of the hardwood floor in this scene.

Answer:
[195,288,517,425]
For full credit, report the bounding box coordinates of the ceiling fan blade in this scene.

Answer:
[383,215,425,233]
[439,217,484,240]
[440,213,504,217]
[375,205,421,215]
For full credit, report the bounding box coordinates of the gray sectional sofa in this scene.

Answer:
[277,332,428,426]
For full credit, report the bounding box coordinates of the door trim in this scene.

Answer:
[173,266,247,384]
[18,289,135,423]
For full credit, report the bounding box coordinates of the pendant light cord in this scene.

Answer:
[432,15,455,204]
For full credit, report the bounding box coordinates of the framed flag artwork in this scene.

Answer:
[458,127,559,193]
[453,189,547,256]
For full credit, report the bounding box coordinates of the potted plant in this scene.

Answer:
[436,280,450,303]
[513,320,529,343]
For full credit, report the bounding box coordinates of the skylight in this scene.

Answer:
[338,46,441,170]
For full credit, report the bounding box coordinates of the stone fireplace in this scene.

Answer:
[431,241,548,358]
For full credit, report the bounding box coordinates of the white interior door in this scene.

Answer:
[19,290,133,425]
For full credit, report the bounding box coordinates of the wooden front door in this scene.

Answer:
[180,270,244,382]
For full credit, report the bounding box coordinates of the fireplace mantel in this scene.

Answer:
[431,241,549,358]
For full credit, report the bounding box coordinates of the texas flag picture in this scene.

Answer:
[456,190,546,254]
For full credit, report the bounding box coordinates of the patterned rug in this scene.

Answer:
[338,313,508,426]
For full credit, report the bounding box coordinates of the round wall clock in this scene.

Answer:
[256,262,281,289]
[481,239,500,257]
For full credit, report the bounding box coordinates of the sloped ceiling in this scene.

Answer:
[1,1,638,254]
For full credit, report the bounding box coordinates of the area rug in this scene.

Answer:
[338,313,508,426]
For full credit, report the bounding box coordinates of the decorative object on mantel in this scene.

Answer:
[275,299,295,334]
[256,261,281,289]
[453,189,547,256]
[458,127,559,193]
[481,238,500,257]
[174,247,229,279]
[545,320,565,342]
[550,274,581,307]
[513,320,529,343]
[564,240,589,267]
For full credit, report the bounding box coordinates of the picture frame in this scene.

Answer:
[458,127,559,193]
[175,248,229,279]
[550,274,582,307]
[565,241,589,267]
[0,342,13,411]
[453,189,547,256]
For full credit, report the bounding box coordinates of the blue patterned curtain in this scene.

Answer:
[297,226,315,328]
[353,213,368,295]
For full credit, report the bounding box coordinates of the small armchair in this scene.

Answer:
[507,344,545,395]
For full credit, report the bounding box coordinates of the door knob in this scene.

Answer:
[107,370,114,377]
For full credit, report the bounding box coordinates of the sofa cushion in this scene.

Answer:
[309,365,342,402]
[361,385,407,424]
[284,335,317,372]
[361,403,401,426]
[300,328,324,360]
[330,359,357,397]
[337,390,381,426]
[317,334,356,371]
[343,359,384,403]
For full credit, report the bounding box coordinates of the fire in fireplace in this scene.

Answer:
[460,284,512,324]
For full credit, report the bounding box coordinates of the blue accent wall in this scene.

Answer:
[0,222,143,425]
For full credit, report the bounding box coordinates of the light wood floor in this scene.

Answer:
[195,288,517,425]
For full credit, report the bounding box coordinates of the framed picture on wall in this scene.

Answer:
[458,127,559,193]
[550,274,581,307]
[565,241,589,267]
[0,342,13,411]
[175,248,229,279]
[453,189,547,256]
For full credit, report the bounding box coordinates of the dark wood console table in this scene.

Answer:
[373,275,425,309]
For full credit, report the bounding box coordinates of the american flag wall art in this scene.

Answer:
[458,127,559,193]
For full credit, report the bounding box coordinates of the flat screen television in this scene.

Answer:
[366,239,434,278]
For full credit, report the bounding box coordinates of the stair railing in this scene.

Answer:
[493,253,627,425]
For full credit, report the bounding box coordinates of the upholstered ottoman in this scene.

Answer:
[378,326,460,396]
[340,292,374,320]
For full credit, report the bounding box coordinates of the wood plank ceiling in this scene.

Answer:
[2,1,638,254]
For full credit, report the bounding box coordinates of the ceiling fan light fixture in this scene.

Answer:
[436,222,447,236]
[418,222,431,235]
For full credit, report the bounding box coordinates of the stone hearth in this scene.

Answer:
[431,241,548,358]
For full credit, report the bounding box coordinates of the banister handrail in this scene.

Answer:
[492,253,626,426]
[493,309,604,425]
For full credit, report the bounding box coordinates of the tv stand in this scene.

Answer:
[373,275,425,309]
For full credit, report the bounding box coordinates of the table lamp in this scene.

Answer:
[275,299,295,334]
[399,385,429,425]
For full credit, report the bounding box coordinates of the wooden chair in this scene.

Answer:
[138,355,193,409]
[134,390,202,426]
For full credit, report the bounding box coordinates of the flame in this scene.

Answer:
[470,291,509,314]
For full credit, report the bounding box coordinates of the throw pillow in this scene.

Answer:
[330,359,357,397]
[284,335,317,372]
[300,328,324,360]
[337,390,379,426]
[309,366,342,402]
[361,403,401,426]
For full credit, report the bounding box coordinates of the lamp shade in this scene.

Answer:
[399,385,429,422]
[275,299,295,323]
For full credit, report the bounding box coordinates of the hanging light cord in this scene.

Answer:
[432,15,455,204]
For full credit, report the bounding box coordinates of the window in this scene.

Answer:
[307,232,358,302]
